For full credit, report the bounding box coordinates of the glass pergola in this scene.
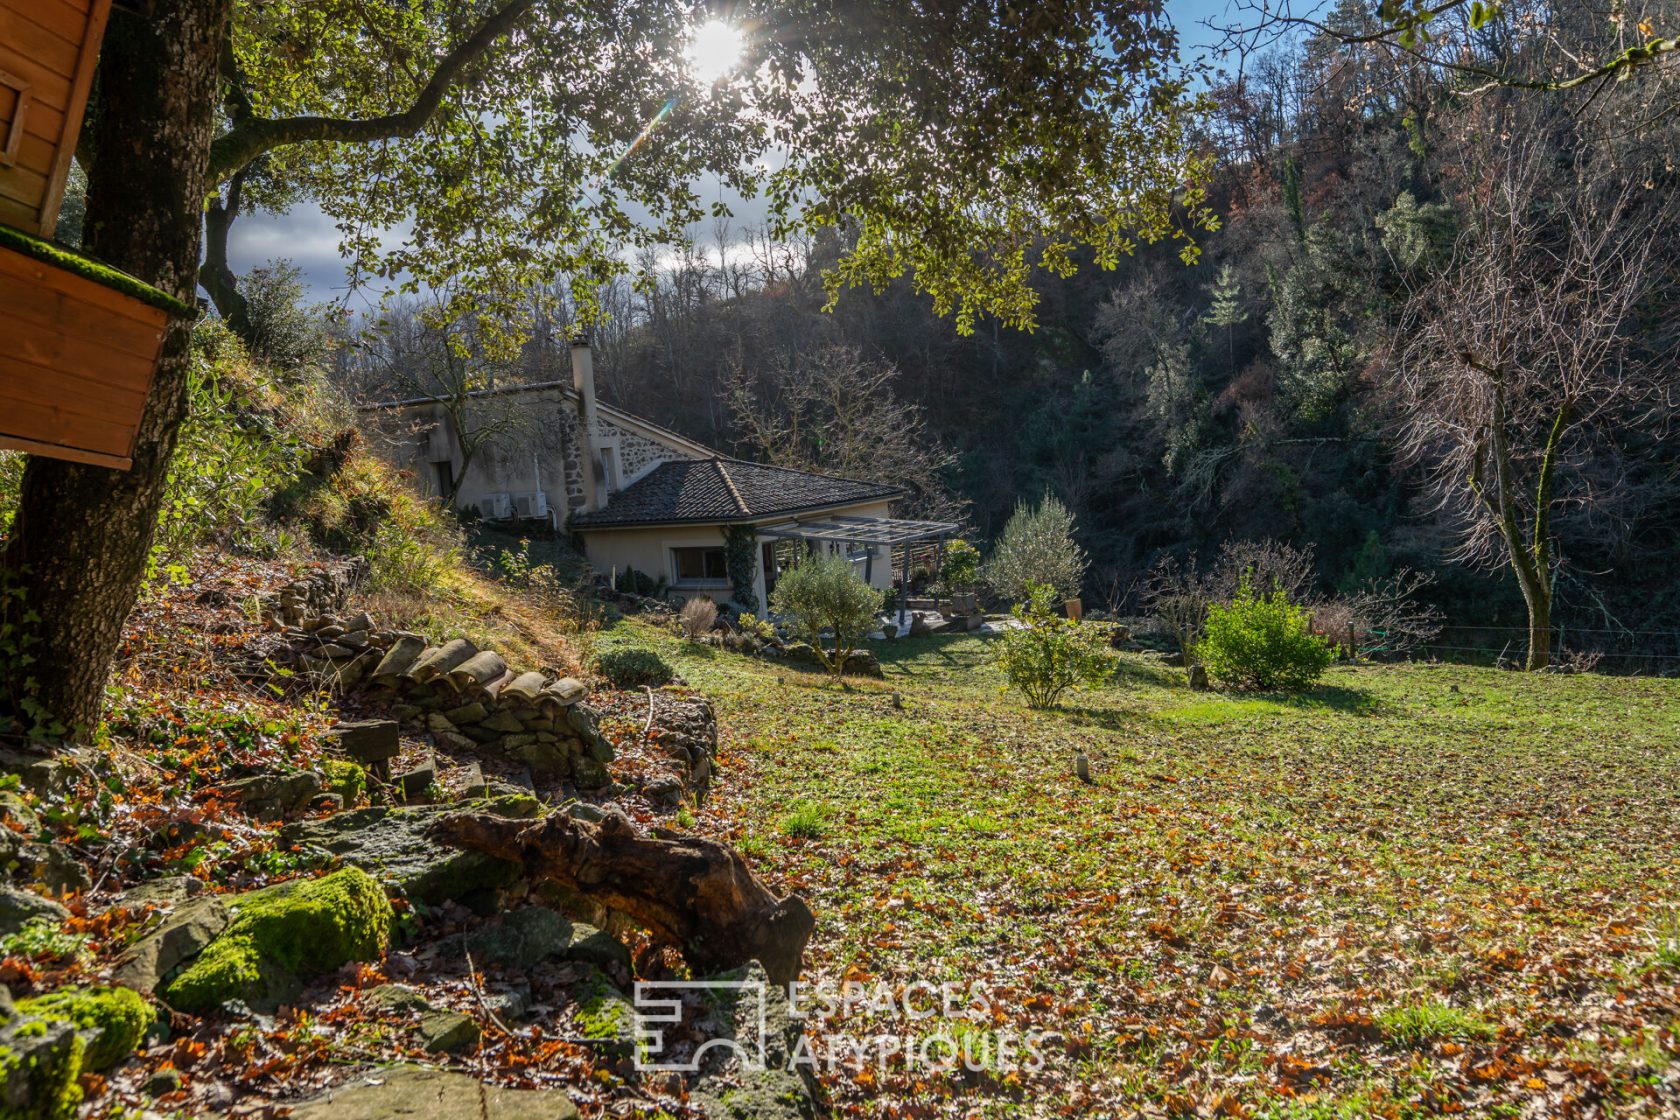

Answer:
[756,514,960,622]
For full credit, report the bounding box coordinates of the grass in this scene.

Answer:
[603,619,1680,1118]
[1374,1002,1496,1047]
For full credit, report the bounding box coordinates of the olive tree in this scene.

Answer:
[1,0,1214,737]
[770,555,884,680]
[982,496,1088,604]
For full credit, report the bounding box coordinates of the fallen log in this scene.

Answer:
[433,807,814,985]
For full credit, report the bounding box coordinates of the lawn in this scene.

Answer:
[608,621,1680,1118]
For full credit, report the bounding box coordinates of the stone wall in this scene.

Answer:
[254,563,614,789]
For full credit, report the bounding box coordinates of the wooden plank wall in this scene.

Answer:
[0,243,169,470]
[0,0,111,236]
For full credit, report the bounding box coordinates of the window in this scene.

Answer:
[601,445,620,493]
[672,546,728,583]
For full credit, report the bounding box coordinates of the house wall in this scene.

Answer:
[359,386,703,527]
[581,498,898,616]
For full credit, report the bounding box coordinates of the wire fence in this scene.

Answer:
[1371,624,1680,674]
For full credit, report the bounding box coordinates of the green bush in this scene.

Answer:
[770,554,884,680]
[1195,579,1334,691]
[993,583,1115,708]
[940,538,982,591]
[596,648,674,689]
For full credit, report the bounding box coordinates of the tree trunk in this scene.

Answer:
[434,807,815,985]
[0,0,230,739]
[200,169,252,338]
[1519,570,1552,671]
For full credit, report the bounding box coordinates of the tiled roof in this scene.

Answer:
[569,458,902,529]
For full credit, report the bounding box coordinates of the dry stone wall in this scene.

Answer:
[254,562,614,789]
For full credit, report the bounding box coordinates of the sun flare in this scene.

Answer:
[685,19,746,85]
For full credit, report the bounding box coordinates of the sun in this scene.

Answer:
[685,19,746,85]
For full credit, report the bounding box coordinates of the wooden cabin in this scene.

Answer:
[0,0,187,472]
[0,0,109,237]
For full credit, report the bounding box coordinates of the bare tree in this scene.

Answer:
[727,346,968,523]
[341,299,532,504]
[1390,127,1675,669]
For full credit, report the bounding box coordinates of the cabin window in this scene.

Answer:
[672,546,728,583]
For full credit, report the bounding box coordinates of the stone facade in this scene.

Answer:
[357,344,710,530]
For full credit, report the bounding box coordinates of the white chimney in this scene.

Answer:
[570,334,604,512]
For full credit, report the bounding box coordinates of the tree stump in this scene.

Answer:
[433,808,814,985]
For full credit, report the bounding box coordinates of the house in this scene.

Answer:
[359,338,955,614]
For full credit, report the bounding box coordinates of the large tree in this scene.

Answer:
[1,0,1214,737]
[1389,114,1676,669]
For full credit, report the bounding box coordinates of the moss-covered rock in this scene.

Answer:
[0,1016,83,1120]
[322,759,367,804]
[164,867,391,1013]
[14,986,153,1071]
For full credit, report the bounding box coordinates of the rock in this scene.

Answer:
[435,730,478,753]
[1188,663,1210,690]
[482,986,530,1021]
[537,677,587,712]
[843,649,884,678]
[342,612,374,633]
[112,896,231,995]
[396,753,438,803]
[389,703,423,721]
[164,868,393,1013]
[363,983,431,1014]
[507,738,571,780]
[425,712,457,733]
[644,772,687,806]
[482,711,527,734]
[418,1010,480,1053]
[408,638,478,685]
[0,747,81,799]
[0,1015,82,1120]
[326,720,401,766]
[456,761,490,798]
[566,703,613,763]
[572,754,610,789]
[448,651,508,694]
[144,1066,184,1097]
[689,961,820,1120]
[15,986,155,1070]
[289,1066,579,1120]
[464,906,572,969]
[276,804,527,905]
[36,846,91,896]
[0,884,68,937]
[500,672,548,704]
[323,759,367,804]
[223,771,325,818]
[116,875,202,911]
[443,701,488,726]
[563,924,632,973]
[569,965,637,1058]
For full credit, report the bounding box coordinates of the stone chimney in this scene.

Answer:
[570,334,605,512]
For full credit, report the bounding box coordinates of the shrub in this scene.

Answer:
[982,496,1087,604]
[940,538,982,592]
[614,566,668,599]
[596,648,673,689]
[993,583,1115,708]
[769,554,884,680]
[678,597,719,640]
[1195,580,1334,691]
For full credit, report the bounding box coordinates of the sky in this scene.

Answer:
[225,0,1243,311]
